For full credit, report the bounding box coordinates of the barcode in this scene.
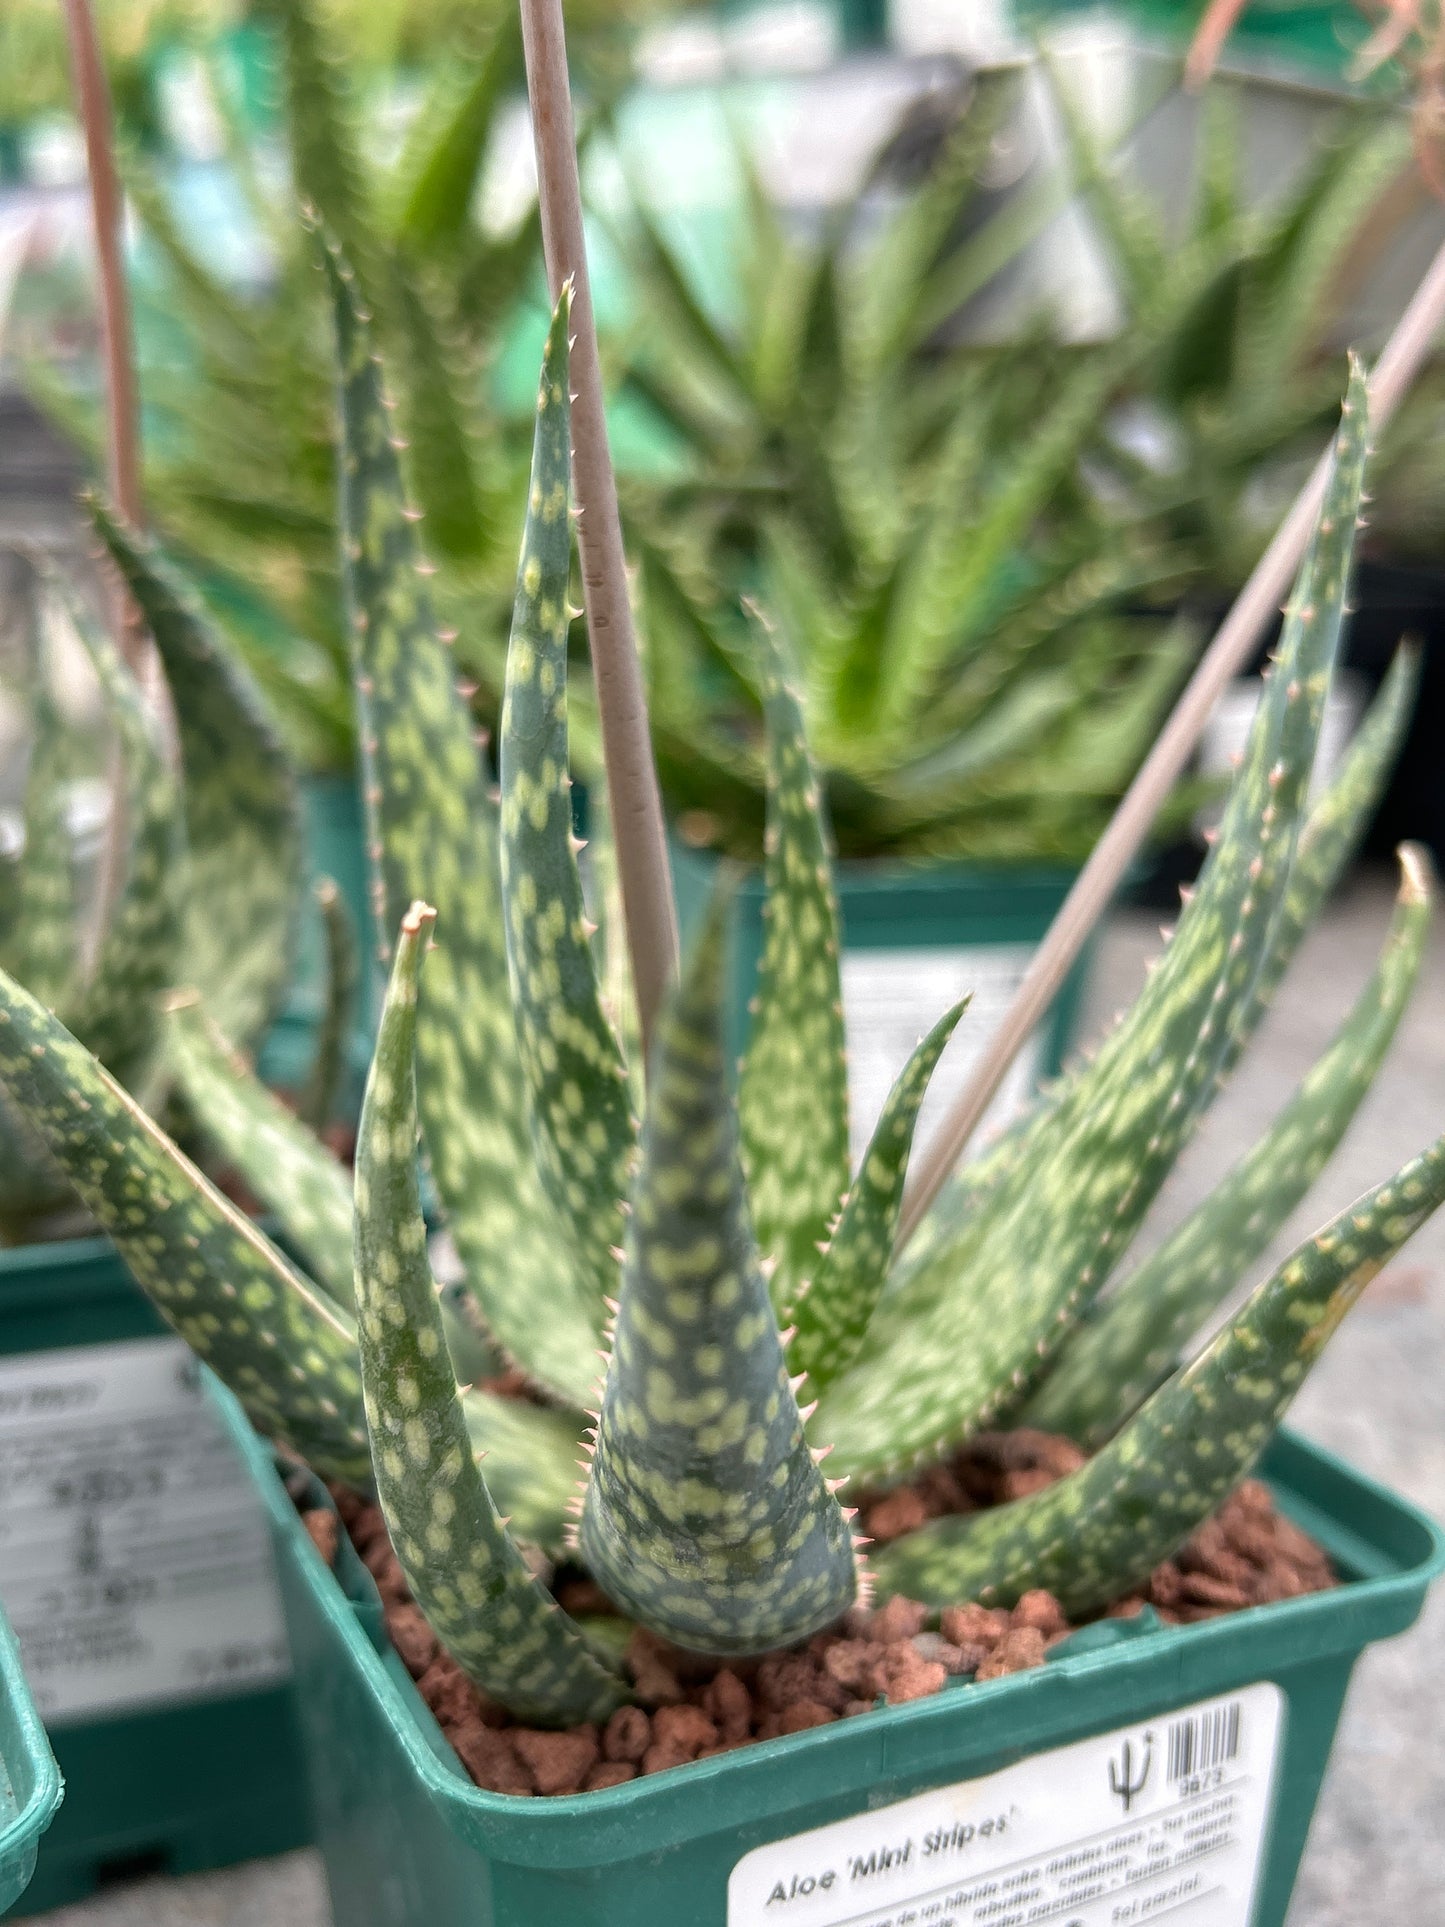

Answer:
[1167,1702,1241,1781]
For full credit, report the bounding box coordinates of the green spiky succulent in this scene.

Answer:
[616,70,1418,862]
[0,514,340,1243]
[0,262,1440,1737]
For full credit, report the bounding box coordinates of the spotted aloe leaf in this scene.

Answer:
[0,963,372,1485]
[458,1392,589,1556]
[871,1124,1445,1614]
[298,875,360,1132]
[814,363,1370,1481]
[0,667,76,1229]
[322,236,597,1406]
[0,941,581,1525]
[789,998,967,1395]
[738,614,851,1314]
[1233,642,1419,1047]
[590,791,644,1116]
[499,294,638,1299]
[166,994,356,1308]
[90,502,303,1050]
[892,639,1420,1316]
[165,986,503,1389]
[580,898,858,1655]
[355,902,627,1724]
[60,590,184,1093]
[1023,844,1432,1448]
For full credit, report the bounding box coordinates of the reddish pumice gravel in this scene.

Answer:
[304,1429,1334,1798]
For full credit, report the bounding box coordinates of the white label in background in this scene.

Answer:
[730,1684,1283,1927]
[0,1336,290,1724]
[841,945,1045,1168]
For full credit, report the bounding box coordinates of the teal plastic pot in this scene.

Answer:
[0,1237,310,1913]
[214,1376,1444,1927]
[672,848,1092,1141]
[1017,0,1391,84]
[0,1604,61,1916]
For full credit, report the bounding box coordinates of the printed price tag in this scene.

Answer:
[730,1683,1283,1927]
[841,945,1045,1165]
[0,1335,290,1724]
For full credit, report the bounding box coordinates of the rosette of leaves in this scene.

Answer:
[1052,68,1418,596]
[0,515,315,1241]
[616,69,1191,861]
[616,70,1418,861]
[0,277,1440,1732]
[31,0,549,773]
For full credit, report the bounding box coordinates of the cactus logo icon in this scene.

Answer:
[1108,1734,1153,1813]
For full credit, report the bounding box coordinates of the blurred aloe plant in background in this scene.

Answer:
[612,63,1427,861]
[0,512,317,1240]
[30,0,550,772]
[0,255,1440,1728]
[1061,72,1420,592]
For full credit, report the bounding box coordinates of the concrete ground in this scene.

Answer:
[26,868,1445,1927]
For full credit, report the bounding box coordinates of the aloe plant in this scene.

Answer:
[0,261,1438,1728]
[617,71,1421,863]
[1058,72,1417,595]
[0,514,335,1242]
[27,0,545,772]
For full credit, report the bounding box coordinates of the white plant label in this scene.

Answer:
[0,1335,290,1724]
[841,944,1045,1167]
[730,1683,1284,1927]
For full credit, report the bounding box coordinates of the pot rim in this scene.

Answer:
[215,1377,1445,1866]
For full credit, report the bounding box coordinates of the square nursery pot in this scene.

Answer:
[0,1602,61,1917]
[0,1236,310,1912]
[214,1376,1445,1927]
[672,847,1093,1153]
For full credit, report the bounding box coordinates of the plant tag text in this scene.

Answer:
[0,1335,290,1723]
[729,1683,1283,1927]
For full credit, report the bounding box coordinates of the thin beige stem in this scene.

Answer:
[62,0,170,963]
[518,0,679,1068]
[898,234,1445,1247]
[62,0,143,549]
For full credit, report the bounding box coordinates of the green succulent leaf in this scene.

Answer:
[896,638,1420,1314]
[323,235,598,1406]
[60,591,184,1093]
[1238,642,1419,1045]
[590,790,645,1116]
[90,502,304,1049]
[8,673,78,1011]
[580,897,858,1655]
[789,998,967,1395]
[872,1121,1445,1615]
[298,875,360,1133]
[388,265,499,567]
[459,1390,589,1557]
[815,364,1370,1481]
[166,994,356,1310]
[499,293,638,1303]
[391,15,523,257]
[261,0,375,286]
[739,615,851,1313]
[1025,844,1432,1447]
[0,964,372,1486]
[355,901,627,1725]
